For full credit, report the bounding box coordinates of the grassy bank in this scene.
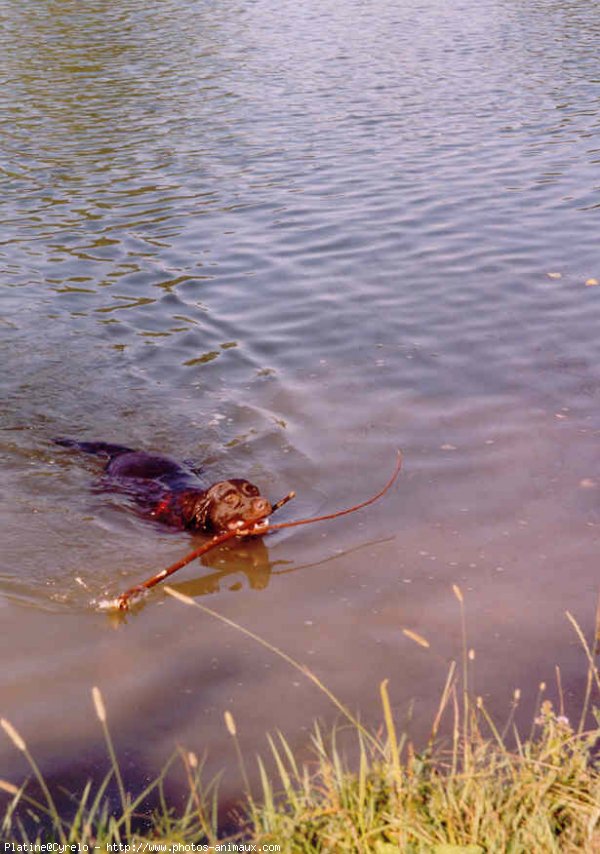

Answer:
[2,588,599,852]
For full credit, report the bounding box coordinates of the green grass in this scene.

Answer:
[2,587,599,852]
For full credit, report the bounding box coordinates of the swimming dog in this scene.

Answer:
[54,439,272,533]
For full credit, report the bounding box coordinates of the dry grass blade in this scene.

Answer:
[164,587,381,750]
[402,628,430,648]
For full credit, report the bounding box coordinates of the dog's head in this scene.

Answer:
[190,479,272,533]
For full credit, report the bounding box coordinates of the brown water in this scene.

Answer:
[1,0,599,807]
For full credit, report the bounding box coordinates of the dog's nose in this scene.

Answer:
[252,497,271,517]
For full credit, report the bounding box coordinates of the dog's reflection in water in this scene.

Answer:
[169,536,291,599]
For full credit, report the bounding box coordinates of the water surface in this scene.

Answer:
[1,0,598,804]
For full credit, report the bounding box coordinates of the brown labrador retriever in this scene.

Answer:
[54,439,272,533]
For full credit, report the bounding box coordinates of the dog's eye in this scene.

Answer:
[224,492,240,506]
[241,482,258,496]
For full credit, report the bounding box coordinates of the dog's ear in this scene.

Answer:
[188,481,236,530]
[192,494,213,529]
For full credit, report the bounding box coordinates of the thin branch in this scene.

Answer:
[258,449,403,534]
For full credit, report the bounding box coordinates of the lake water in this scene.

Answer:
[1,0,598,811]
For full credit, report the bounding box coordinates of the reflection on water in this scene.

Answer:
[118,533,393,619]
[176,539,281,597]
[1,0,598,803]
